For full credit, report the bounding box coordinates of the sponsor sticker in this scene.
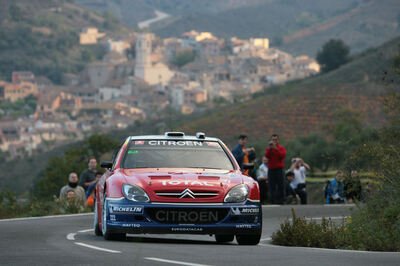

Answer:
[205,141,219,147]
[236,224,253,228]
[110,205,144,214]
[148,140,203,146]
[122,223,141,228]
[161,181,215,186]
[134,141,145,145]
[231,207,260,215]
[171,228,203,232]
[128,150,139,154]
[155,210,219,223]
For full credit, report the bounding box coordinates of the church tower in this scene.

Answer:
[134,33,152,80]
[134,33,174,86]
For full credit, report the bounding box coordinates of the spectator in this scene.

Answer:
[344,170,362,203]
[289,158,309,204]
[265,134,287,204]
[59,172,86,206]
[79,157,98,194]
[285,171,298,204]
[231,134,255,175]
[325,170,345,204]
[256,156,269,204]
[86,171,103,207]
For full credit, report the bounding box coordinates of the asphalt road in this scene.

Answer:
[0,205,399,266]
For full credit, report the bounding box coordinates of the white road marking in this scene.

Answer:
[260,237,272,242]
[144,257,213,266]
[0,212,93,222]
[78,228,94,233]
[323,204,355,207]
[288,216,348,222]
[74,242,121,254]
[66,233,76,241]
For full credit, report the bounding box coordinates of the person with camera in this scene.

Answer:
[289,158,310,204]
[265,134,287,204]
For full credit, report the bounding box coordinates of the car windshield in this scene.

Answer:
[122,139,234,170]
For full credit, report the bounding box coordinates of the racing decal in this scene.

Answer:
[127,150,139,154]
[171,228,203,232]
[148,140,203,146]
[236,224,253,228]
[205,141,219,147]
[231,207,260,215]
[155,210,219,223]
[109,206,144,214]
[121,224,141,228]
[161,180,215,186]
[134,140,145,145]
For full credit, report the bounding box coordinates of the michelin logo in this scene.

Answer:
[231,207,259,215]
[110,206,143,214]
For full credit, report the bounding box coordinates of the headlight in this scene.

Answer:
[122,184,150,202]
[224,184,249,203]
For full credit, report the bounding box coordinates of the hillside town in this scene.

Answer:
[0,28,320,160]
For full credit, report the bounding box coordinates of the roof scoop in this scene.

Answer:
[165,132,185,137]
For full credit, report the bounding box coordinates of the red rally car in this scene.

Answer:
[94,132,262,245]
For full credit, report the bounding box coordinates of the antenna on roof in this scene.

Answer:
[196,132,206,139]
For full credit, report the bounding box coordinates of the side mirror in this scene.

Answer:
[101,161,113,169]
[242,163,254,170]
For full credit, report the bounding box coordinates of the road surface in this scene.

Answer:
[0,205,399,266]
[138,10,171,29]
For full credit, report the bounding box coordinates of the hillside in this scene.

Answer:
[146,0,398,56]
[177,36,400,147]
[0,0,127,83]
[1,36,399,195]
[75,0,266,27]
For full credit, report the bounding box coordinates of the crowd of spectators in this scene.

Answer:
[59,158,102,209]
[231,133,365,205]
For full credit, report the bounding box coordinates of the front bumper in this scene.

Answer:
[104,198,262,235]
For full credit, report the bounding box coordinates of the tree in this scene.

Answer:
[171,50,196,68]
[343,51,400,251]
[33,134,118,200]
[316,39,350,73]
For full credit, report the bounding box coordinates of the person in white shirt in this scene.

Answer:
[289,158,310,204]
[256,156,269,204]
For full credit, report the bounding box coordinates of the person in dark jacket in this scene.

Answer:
[231,134,254,174]
[265,134,287,204]
[79,157,98,194]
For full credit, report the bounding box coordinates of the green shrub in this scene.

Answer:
[272,209,349,249]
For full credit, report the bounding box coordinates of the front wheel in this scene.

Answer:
[215,234,234,243]
[102,196,126,241]
[236,232,261,245]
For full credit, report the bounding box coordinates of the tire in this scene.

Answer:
[102,195,126,241]
[215,234,234,243]
[236,232,262,245]
[93,200,102,236]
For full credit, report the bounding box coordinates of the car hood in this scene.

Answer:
[121,168,244,203]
